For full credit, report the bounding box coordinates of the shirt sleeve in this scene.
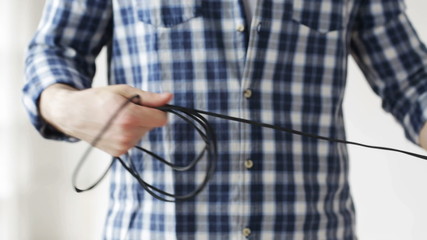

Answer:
[350,0,427,144]
[23,0,113,141]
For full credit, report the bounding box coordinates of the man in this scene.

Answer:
[23,0,427,239]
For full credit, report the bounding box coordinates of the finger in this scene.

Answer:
[124,103,169,128]
[109,126,152,156]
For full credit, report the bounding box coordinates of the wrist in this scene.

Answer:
[39,84,79,135]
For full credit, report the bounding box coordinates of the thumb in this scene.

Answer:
[112,85,173,107]
[137,91,173,107]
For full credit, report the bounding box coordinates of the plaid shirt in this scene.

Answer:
[23,0,427,239]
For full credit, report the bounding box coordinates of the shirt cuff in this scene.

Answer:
[22,73,90,142]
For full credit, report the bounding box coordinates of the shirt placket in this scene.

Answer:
[233,0,258,239]
[238,0,269,238]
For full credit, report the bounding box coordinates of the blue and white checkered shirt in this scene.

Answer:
[24,0,427,239]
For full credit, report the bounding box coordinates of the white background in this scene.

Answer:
[0,0,427,239]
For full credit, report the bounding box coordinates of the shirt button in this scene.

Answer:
[236,24,245,32]
[243,89,252,98]
[244,159,254,169]
[242,227,252,237]
[256,22,262,33]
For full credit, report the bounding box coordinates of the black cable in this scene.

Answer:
[115,103,217,202]
[73,95,217,201]
[73,94,427,201]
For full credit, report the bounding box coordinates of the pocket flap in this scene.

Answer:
[137,0,202,28]
[292,0,345,34]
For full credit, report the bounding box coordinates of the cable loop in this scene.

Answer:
[73,94,427,201]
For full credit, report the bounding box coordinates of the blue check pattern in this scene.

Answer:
[24,0,427,239]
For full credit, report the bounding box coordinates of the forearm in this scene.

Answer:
[350,1,427,145]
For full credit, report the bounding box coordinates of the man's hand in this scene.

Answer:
[39,84,173,156]
[420,123,427,150]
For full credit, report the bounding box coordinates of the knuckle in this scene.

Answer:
[117,112,137,129]
[106,142,130,157]
[110,149,125,157]
[158,115,169,127]
[114,84,133,92]
[116,135,135,150]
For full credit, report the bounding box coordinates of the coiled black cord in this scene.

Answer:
[73,94,427,201]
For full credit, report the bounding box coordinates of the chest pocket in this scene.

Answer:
[291,0,345,34]
[136,0,202,28]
